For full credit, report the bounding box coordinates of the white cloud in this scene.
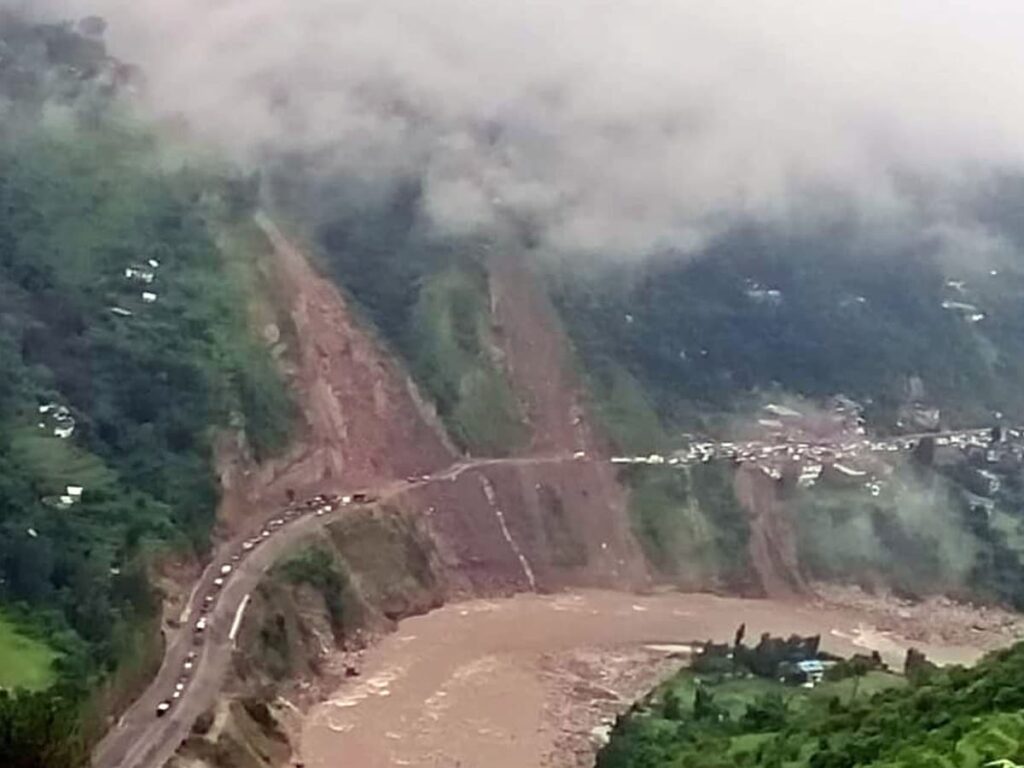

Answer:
[33,0,1024,254]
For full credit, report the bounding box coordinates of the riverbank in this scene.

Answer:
[296,589,1008,768]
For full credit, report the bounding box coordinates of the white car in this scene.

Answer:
[213,577,225,588]
[220,564,233,576]
[156,701,172,717]
[195,617,208,632]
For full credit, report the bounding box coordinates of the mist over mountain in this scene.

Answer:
[9,6,1024,768]
[30,0,1024,257]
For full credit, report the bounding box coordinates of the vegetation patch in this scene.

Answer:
[277,546,352,636]
[0,615,58,691]
[600,638,1024,768]
[581,362,666,455]
[0,15,292,765]
[623,464,751,588]
[274,174,526,455]
[409,267,526,455]
[325,508,441,621]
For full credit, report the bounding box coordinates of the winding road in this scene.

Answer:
[90,455,573,768]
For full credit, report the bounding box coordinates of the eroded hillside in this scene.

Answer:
[213,210,649,591]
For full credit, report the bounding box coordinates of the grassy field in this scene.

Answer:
[409,267,526,455]
[0,616,58,691]
[658,668,906,720]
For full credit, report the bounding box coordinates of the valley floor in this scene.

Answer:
[296,589,1007,768]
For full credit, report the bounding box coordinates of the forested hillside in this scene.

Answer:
[546,219,1024,599]
[0,15,290,766]
[599,641,1024,768]
[271,175,526,455]
[549,223,1024,444]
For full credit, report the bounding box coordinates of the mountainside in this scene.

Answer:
[543,221,1024,606]
[548,222,1024,437]
[0,16,291,766]
[224,211,649,597]
[268,168,1024,611]
[10,9,1024,768]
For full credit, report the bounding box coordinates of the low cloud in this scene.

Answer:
[32,0,1024,255]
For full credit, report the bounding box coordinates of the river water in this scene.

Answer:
[299,590,984,768]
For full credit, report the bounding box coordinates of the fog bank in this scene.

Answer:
[30,0,1024,254]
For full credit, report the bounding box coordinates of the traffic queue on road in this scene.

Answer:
[154,490,374,717]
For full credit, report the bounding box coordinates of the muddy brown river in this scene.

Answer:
[299,590,985,768]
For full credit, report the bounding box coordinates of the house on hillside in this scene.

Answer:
[765,403,802,419]
[779,659,826,687]
[124,265,155,284]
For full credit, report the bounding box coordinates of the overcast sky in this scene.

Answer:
[29,0,1024,255]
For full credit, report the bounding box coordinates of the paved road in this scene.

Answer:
[90,455,573,768]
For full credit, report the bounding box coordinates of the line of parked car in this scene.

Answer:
[154,490,377,717]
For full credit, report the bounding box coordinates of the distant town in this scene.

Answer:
[608,398,1021,497]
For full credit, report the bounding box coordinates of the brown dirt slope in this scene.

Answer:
[486,251,649,590]
[221,217,648,593]
[216,214,454,533]
[734,466,806,598]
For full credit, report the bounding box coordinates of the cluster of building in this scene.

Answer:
[940,272,1002,324]
[744,280,783,305]
[37,402,75,439]
[609,418,1015,498]
[611,426,1003,468]
[44,484,85,510]
[109,258,161,318]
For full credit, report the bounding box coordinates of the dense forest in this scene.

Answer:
[0,14,290,766]
[599,640,1024,768]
